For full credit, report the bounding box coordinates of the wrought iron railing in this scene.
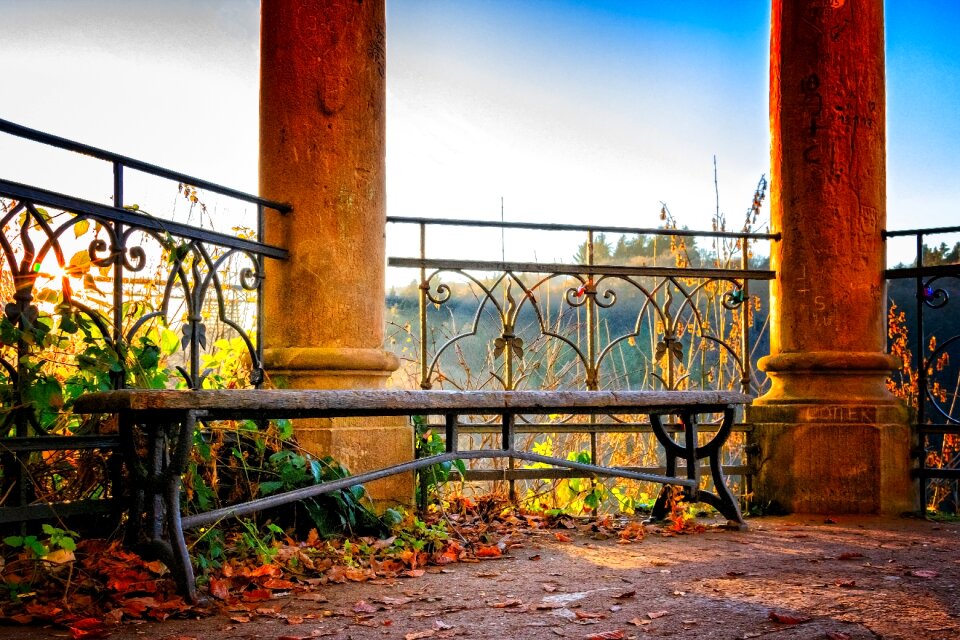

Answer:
[387,216,777,506]
[0,118,288,525]
[885,224,960,512]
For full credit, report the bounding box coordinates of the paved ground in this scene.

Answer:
[1,515,958,640]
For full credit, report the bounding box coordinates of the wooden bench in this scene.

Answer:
[73,388,750,601]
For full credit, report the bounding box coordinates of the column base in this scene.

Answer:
[263,347,413,507]
[748,351,918,515]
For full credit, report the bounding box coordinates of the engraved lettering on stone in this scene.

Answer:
[800,406,878,423]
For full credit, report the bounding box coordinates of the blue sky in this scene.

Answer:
[1,1,958,264]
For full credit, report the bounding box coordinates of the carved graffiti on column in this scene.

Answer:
[370,26,386,79]
[800,406,878,424]
[800,73,823,166]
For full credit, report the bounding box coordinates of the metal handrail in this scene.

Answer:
[884,224,960,238]
[388,215,780,242]
[0,179,287,259]
[0,117,290,214]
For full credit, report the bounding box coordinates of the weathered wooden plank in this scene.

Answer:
[73,389,750,419]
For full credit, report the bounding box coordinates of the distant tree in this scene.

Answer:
[572,233,614,264]
[612,235,656,261]
[921,242,960,266]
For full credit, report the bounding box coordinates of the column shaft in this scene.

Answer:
[259,0,410,504]
[750,0,916,514]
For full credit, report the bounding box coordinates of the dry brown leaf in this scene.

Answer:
[584,631,625,640]
[575,610,606,620]
[352,600,378,614]
[768,611,810,625]
[489,598,523,608]
[910,569,939,578]
[209,577,230,600]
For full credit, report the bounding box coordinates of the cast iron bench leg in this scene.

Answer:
[165,411,199,603]
[693,407,743,523]
[649,409,744,524]
[122,410,200,603]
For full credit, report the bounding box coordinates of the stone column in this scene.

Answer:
[748,0,916,514]
[259,0,411,505]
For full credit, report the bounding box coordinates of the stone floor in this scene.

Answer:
[1,515,958,640]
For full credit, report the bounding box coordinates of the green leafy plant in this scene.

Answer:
[258,450,397,538]
[414,415,465,504]
[3,524,78,559]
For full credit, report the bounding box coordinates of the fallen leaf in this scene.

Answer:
[405,569,426,578]
[209,577,230,600]
[826,633,851,640]
[575,610,606,620]
[242,589,272,602]
[647,611,669,619]
[837,552,864,561]
[296,593,329,602]
[353,600,378,614]
[404,631,436,640]
[768,612,810,625]
[584,631,625,640]
[628,617,650,626]
[476,545,503,558]
[554,533,573,543]
[834,578,856,588]
[910,570,939,578]
[43,548,76,564]
[68,618,109,640]
[263,577,297,590]
[143,560,168,575]
[529,554,542,561]
[249,564,280,577]
[489,599,523,608]
[613,590,636,599]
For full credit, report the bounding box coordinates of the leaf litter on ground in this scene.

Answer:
[0,494,709,633]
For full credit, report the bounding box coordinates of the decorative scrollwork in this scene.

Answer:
[722,286,746,309]
[239,264,261,291]
[922,283,949,309]
[424,280,451,306]
[594,286,617,309]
